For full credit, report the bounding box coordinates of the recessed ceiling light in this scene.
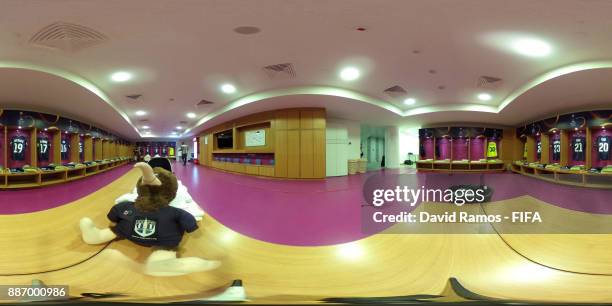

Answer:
[221,83,236,94]
[176,126,183,130]
[142,125,150,129]
[403,98,416,105]
[477,93,492,101]
[340,67,360,81]
[512,38,552,57]
[110,71,132,82]
[135,110,147,116]
[186,112,197,118]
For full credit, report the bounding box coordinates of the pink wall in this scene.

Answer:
[452,137,468,160]
[436,137,451,160]
[37,130,54,167]
[470,137,485,160]
[592,128,611,168]
[421,138,434,159]
[7,128,31,169]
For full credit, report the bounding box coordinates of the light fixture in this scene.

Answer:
[186,112,197,119]
[142,125,150,129]
[135,110,147,116]
[176,126,183,130]
[477,93,492,101]
[340,67,360,81]
[403,98,416,105]
[221,83,236,94]
[512,38,552,57]
[110,71,132,82]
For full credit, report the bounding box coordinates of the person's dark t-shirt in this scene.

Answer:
[107,202,198,247]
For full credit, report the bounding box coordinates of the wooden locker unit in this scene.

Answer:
[526,136,536,163]
[540,134,550,164]
[29,128,38,168]
[560,130,569,166]
[84,136,93,161]
[585,128,592,169]
[52,132,62,164]
[70,134,80,163]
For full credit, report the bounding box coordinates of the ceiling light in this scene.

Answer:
[176,126,183,130]
[403,98,416,105]
[135,110,147,116]
[142,125,150,129]
[340,67,360,81]
[186,112,197,118]
[110,71,132,82]
[512,38,552,57]
[477,93,492,101]
[221,83,236,94]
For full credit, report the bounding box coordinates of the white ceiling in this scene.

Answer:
[0,0,611,139]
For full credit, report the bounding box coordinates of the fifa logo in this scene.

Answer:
[134,218,156,237]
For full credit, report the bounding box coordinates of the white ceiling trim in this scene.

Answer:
[0,61,141,138]
[184,61,612,136]
[497,60,612,112]
[183,85,404,135]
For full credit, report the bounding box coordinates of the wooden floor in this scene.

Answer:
[1,168,612,303]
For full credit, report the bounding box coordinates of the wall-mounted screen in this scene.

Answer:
[216,130,233,149]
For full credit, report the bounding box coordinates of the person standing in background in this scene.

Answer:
[180,142,188,166]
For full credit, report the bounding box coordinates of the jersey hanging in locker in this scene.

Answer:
[487,141,498,158]
[571,137,585,161]
[38,137,50,161]
[10,135,27,161]
[597,135,611,161]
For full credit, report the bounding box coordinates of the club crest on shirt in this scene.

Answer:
[134,218,156,237]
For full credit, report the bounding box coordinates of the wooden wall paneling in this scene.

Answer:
[287,130,300,178]
[313,109,326,129]
[526,136,536,163]
[30,128,38,167]
[3,127,7,167]
[275,110,288,130]
[287,110,300,130]
[70,134,80,163]
[275,130,288,177]
[313,129,326,178]
[541,134,550,164]
[300,129,314,178]
[300,110,314,129]
[53,132,61,164]
[84,137,93,161]
[585,128,592,169]
[560,130,569,166]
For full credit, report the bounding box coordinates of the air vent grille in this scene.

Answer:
[139,119,149,123]
[263,63,296,79]
[29,22,107,52]
[477,76,503,89]
[125,94,142,101]
[383,85,407,97]
[197,99,214,106]
[179,121,188,124]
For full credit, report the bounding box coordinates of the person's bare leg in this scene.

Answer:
[79,217,117,244]
[144,250,221,277]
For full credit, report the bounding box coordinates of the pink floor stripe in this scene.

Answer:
[0,164,133,215]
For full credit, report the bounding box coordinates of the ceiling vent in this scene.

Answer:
[139,119,149,123]
[197,99,215,106]
[263,63,296,79]
[383,85,407,97]
[125,94,142,101]
[179,121,188,124]
[476,76,503,89]
[29,22,108,52]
